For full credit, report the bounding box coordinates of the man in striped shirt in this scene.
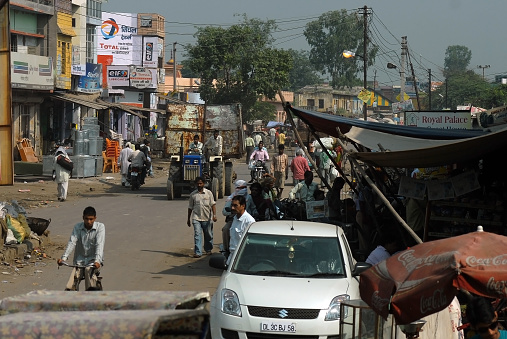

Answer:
[270,144,289,199]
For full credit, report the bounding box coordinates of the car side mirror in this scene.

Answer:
[352,262,372,276]
[209,255,227,270]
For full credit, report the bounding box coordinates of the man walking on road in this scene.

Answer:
[290,149,310,186]
[271,144,289,199]
[244,132,255,164]
[187,176,217,258]
[118,141,133,186]
[227,195,255,264]
[53,148,71,202]
[57,206,105,291]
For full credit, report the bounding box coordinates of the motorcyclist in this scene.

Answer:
[248,141,269,183]
[128,143,148,185]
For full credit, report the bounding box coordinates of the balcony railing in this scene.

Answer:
[11,0,54,15]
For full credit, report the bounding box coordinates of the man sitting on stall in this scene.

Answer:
[289,170,319,202]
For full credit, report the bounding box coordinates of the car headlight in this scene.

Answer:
[324,294,350,321]
[221,289,242,317]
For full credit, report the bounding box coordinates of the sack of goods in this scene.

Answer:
[57,155,74,171]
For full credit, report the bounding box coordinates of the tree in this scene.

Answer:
[285,49,321,91]
[185,15,292,121]
[443,45,472,78]
[179,59,199,78]
[430,71,490,110]
[248,100,277,122]
[304,9,377,88]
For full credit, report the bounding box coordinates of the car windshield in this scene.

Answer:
[231,233,346,278]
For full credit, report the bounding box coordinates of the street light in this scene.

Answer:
[342,50,367,120]
[477,65,490,80]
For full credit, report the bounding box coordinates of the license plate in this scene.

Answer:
[260,321,296,333]
[131,172,138,176]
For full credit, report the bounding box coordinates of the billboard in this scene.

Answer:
[97,12,141,66]
[77,63,102,93]
[11,52,54,90]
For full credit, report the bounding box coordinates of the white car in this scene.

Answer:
[209,220,371,339]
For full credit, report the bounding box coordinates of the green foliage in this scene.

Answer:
[286,49,321,91]
[303,10,377,89]
[443,45,472,78]
[185,15,292,114]
[180,59,199,78]
[245,100,277,123]
[430,71,492,110]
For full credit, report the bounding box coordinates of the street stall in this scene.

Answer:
[0,290,210,339]
[283,103,507,338]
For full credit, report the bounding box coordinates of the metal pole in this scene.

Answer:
[173,42,177,94]
[428,69,432,110]
[362,5,368,121]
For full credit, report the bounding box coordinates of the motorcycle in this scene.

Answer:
[59,261,103,291]
[251,160,267,182]
[128,165,143,190]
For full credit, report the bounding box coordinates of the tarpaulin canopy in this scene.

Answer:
[288,105,487,140]
[266,121,287,128]
[346,125,507,168]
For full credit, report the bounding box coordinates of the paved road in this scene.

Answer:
[1,148,307,299]
[2,158,259,298]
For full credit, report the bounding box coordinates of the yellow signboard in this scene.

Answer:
[396,92,410,101]
[358,89,372,103]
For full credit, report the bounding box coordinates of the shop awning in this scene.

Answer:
[51,93,108,110]
[57,24,76,37]
[346,125,507,168]
[288,105,487,140]
[96,100,146,119]
[128,106,166,114]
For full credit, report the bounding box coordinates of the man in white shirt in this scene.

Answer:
[269,127,276,148]
[205,130,223,157]
[227,195,255,264]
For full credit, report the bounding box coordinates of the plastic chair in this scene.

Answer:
[102,151,118,173]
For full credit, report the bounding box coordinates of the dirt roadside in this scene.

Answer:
[0,159,172,272]
[1,158,171,211]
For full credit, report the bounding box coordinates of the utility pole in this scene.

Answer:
[359,5,371,121]
[477,65,490,80]
[172,42,177,95]
[407,46,420,110]
[428,69,432,110]
[400,36,407,105]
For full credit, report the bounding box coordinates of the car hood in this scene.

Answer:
[222,273,358,308]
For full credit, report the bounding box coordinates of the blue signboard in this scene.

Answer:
[77,63,102,93]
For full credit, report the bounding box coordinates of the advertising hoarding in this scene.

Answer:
[97,12,141,66]
[11,53,54,90]
[77,63,102,93]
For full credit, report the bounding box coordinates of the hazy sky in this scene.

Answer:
[103,0,506,86]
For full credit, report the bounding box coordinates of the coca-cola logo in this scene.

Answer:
[398,250,454,272]
[486,277,507,295]
[420,289,447,314]
[371,291,390,311]
[466,255,507,267]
